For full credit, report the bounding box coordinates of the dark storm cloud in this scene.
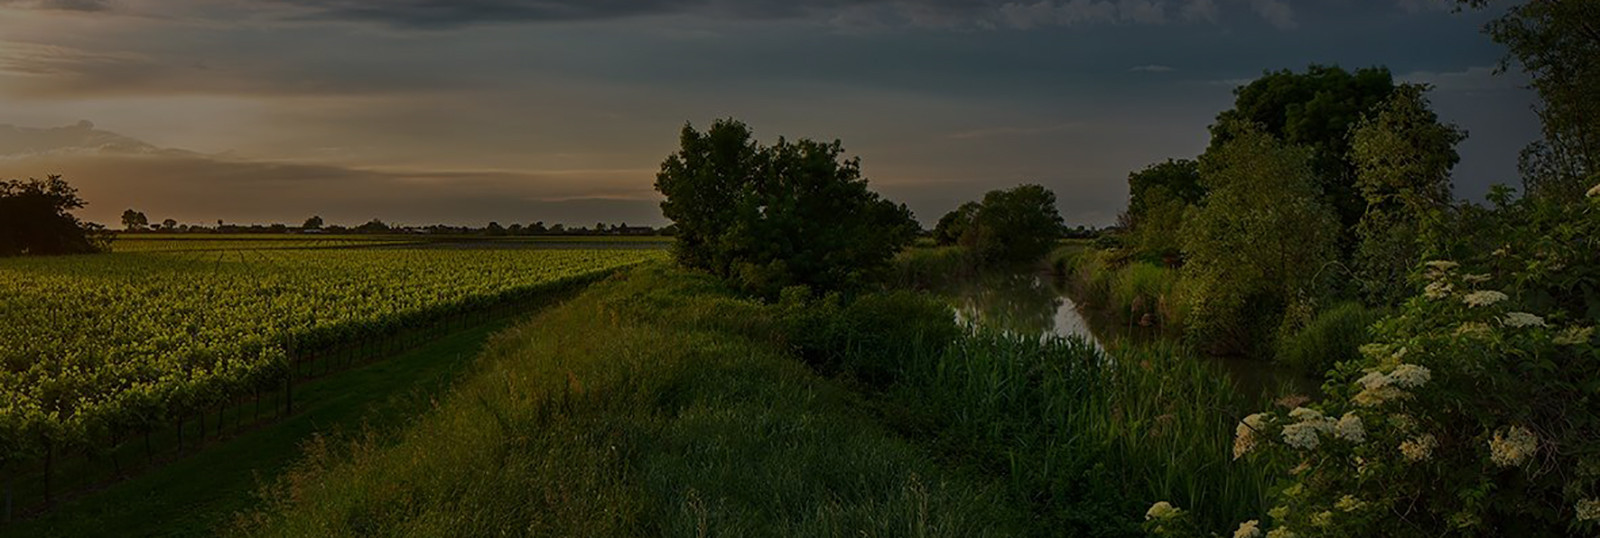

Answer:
[0,0,110,11]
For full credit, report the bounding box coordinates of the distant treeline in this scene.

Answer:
[114,211,676,237]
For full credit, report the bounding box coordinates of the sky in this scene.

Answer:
[0,0,1541,228]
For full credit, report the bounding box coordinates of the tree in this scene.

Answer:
[1458,0,1600,205]
[1182,123,1341,355]
[303,216,324,230]
[355,219,390,233]
[1349,84,1467,305]
[655,118,918,294]
[933,201,979,246]
[962,184,1066,265]
[1124,159,1203,259]
[1210,65,1397,234]
[121,209,149,231]
[0,175,108,256]
[485,221,506,236]
[161,218,178,231]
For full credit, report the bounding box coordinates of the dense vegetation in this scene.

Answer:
[0,246,660,489]
[655,118,918,295]
[933,184,1066,266]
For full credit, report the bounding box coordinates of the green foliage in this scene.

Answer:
[936,184,1066,266]
[1181,124,1341,355]
[1217,197,1600,537]
[654,118,919,295]
[1211,65,1398,232]
[1349,84,1466,305]
[0,175,108,256]
[1124,159,1203,259]
[238,264,1026,536]
[1459,0,1600,205]
[1274,301,1383,375]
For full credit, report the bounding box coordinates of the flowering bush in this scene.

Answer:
[1217,207,1599,535]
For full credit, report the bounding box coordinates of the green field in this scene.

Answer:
[0,243,664,519]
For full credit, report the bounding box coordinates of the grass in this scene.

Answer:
[236,264,1024,536]
[232,262,1272,537]
[5,316,518,537]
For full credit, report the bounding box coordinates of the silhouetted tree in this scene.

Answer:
[355,219,390,233]
[303,216,324,229]
[655,118,918,294]
[933,201,979,246]
[161,218,178,231]
[961,184,1066,265]
[0,175,108,256]
[121,209,149,231]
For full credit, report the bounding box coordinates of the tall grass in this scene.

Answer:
[1052,246,1186,334]
[859,331,1274,535]
[236,264,1023,536]
[1275,300,1384,375]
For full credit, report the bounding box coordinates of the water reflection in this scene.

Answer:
[942,269,1318,399]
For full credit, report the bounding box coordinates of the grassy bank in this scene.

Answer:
[236,263,1272,536]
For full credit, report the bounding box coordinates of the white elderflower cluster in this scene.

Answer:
[1589,183,1600,198]
[1555,326,1595,345]
[1234,413,1271,459]
[1233,519,1261,538]
[1310,511,1334,527]
[1502,312,1546,328]
[1146,501,1180,520]
[1335,413,1365,443]
[1266,528,1297,538]
[1463,290,1509,308]
[1461,273,1492,284]
[1353,366,1427,407]
[1489,426,1538,467]
[1400,434,1438,462]
[1424,280,1452,300]
[1578,499,1600,522]
[1424,260,1459,272]
[1335,495,1368,512]
[1281,407,1337,450]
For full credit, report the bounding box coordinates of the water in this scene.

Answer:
[944,270,1319,398]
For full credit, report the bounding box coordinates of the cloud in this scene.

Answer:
[1129,64,1175,72]
[0,0,110,11]
[0,121,664,225]
[1245,0,1293,29]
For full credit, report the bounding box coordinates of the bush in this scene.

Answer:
[935,184,1066,266]
[654,119,918,296]
[1274,301,1384,375]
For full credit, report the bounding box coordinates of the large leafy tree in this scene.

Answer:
[1349,84,1467,305]
[0,175,108,256]
[1183,123,1340,355]
[1210,65,1397,235]
[1458,0,1600,204]
[655,119,918,294]
[960,184,1066,265]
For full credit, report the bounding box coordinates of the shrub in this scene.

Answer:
[1274,301,1384,375]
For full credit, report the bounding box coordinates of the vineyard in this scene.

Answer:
[0,244,663,513]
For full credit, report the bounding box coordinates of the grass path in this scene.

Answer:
[6,318,516,537]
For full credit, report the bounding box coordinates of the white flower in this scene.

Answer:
[1461,273,1492,284]
[1588,183,1600,198]
[1235,413,1271,459]
[1266,528,1297,538]
[1146,501,1180,520]
[1335,495,1367,512]
[1357,371,1390,389]
[1336,413,1365,443]
[1578,498,1600,521]
[1456,322,1491,338]
[1400,434,1438,462]
[1281,422,1324,450]
[1554,326,1595,345]
[1489,426,1538,467]
[1311,511,1333,527]
[1234,520,1262,538]
[1423,280,1452,299]
[1389,364,1431,388]
[1425,260,1459,271]
[1463,290,1509,307]
[1502,312,1546,328]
